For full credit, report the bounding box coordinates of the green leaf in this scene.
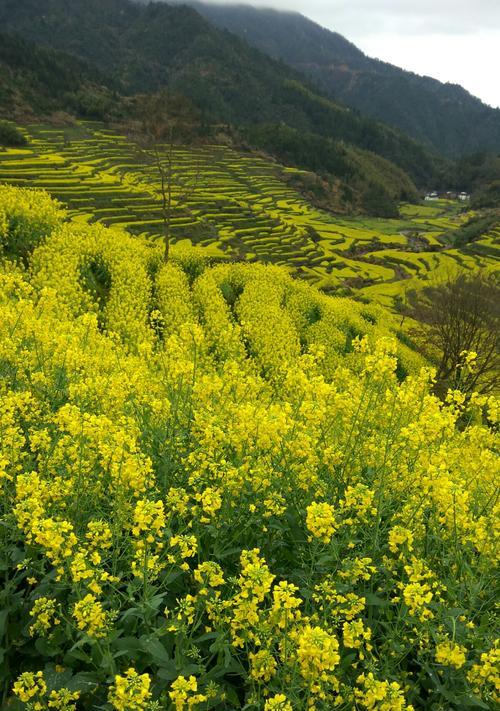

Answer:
[460,695,491,709]
[0,608,8,639]
[157,663,179,681]
[178,663,203,677]
[112,637,143,654]
[147,593,168,610]
[65,649,92,663]
[194,631,219,643]
[35,637,59,657]
[140,636,171,665]
[68,672,100,693]
[365,593,390,607]
[214,546,242,559]
[339,652,357,670]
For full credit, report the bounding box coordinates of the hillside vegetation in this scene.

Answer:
[0,185,498,710]
[457,152,500,208]
[0,120,28,148]
[185,1,500,159]
[0,33,122,123]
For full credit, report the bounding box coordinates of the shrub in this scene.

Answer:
[405,270,499,396]
[0,120,27,147]
[0,184,64,263]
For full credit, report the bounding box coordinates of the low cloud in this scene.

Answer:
[197,0,500,106]
[200,0,500,37]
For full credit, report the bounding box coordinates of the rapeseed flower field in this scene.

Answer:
[0,186,498,710]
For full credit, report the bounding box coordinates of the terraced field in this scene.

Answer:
[0,122,498,306]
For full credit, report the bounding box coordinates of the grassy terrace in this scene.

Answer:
[0,122,497,307]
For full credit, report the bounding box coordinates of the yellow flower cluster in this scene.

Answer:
[169,675,207,710]
[0,184,64,260]
[108,668,152,711]
[294,624,340,682]
[12,671,80,711]
[48,688,81,711]
[231,548,276,647]
[270,580,302,629]
[12,671,47,705]
[264,693,293,710]
[131,498,166,579]
[194,561,225,591]
[388,526,414,555]
[306,501,337,543]
[72,594,109,638]
[249,648,277,682]
[29,596,60,636]
[355,672,414,710]
[467,642,500,702]
[343,619,373,658]
[435,640,467,669]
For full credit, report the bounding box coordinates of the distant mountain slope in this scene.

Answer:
[182,2,500,159]
[0,0,446,191]
[0,33,122,121]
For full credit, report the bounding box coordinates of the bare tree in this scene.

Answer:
[404,271,499,397]
[129,91,203,262]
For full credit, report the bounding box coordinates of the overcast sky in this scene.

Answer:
[205,0,500,108]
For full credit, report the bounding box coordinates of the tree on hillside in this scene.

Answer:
[404,271,499,397]
[130,91,203,262]
[0,120,27,147]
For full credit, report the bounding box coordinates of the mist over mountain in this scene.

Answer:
[172,1,500,159]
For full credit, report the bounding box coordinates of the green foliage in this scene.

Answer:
[446,213,499,248]
[456,153,500,207]
[243,124,351,179]
[79,254,112,321]
[404,270,500,395]
[361,182,399,218]
[0,120,27,147]
[471,181,500,209]
[0,32,123,121]
[344,145,419,203]
[241,125,418,215]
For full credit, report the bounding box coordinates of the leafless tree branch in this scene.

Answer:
[404,270,500,397]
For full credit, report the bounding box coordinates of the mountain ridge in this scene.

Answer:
[174,1,500,158]
[0,0,457,219]
[0,0,446,185]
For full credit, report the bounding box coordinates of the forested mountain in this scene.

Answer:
[0,33,123,121]
[181,2,500,159]
[457,153,500,208]
[0,0,446,192]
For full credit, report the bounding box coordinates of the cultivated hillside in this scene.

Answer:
[0,185,498,709]
[184,1,500,158]
[1,123,497,306]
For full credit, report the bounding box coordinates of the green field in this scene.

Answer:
[0,122,497,307]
